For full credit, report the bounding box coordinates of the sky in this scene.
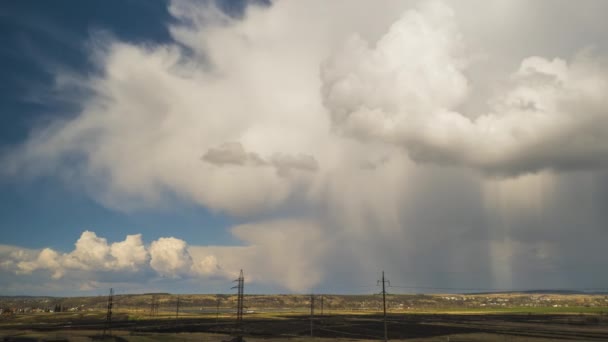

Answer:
[1,0,608,296]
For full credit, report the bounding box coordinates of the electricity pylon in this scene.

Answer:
[310,294,315,337]
[102,288,113,338]
[232,270,245,326]
[377,271,390,342]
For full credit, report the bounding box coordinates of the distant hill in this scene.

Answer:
[2,292,608,313]
[469,289,608,295]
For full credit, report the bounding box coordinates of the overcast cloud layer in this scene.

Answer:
[2,0,608,294]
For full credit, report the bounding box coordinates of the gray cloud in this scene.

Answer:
[202,141,266,166]
[3,0,608,293]
[203,141,319,177]
[271,153,319,176]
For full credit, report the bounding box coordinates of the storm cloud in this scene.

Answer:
[2,0,608,293]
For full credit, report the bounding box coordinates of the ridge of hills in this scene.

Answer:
[2,292,608,313]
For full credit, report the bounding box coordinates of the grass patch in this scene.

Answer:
[394,306,608,315]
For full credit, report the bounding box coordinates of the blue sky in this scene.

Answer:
[2,0,608,296]
[0,0,239,250]
[0,0,250,294]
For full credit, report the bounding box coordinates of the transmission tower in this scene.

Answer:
[175,295,180,325]
[377,271,390,342]
[216,297,221,323]
[320,295,324,315]
[150,295,159,317]
[310,294,315,337]
[231,269,245,326]
[102,288,113,338]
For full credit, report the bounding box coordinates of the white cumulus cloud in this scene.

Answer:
[11,231,149,279]
[3,0,608,294]
[322,2,608,174]
[149,237,193,278]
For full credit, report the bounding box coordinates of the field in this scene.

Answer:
[2,293,608,341]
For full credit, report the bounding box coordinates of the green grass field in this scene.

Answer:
[395,306,608,315]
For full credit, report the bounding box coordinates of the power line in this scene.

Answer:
[102,288,113,338]
[150,295,159,317]
[377,271,390,342]
[216,297,221,323]
[311,295,315,335]
[231,269,245,338]
[320,295,324,315]
[175,295,180,326]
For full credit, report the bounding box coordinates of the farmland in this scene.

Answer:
[2,293,608,341]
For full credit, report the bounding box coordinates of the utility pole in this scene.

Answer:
[102,288,113,338]
[216,297,221,323]
[175,295,180,324]
[150,295,158,317]
[377,271,390,342]
[231,270,245,328]
[310,294,315,337]
[320,295,324,315]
